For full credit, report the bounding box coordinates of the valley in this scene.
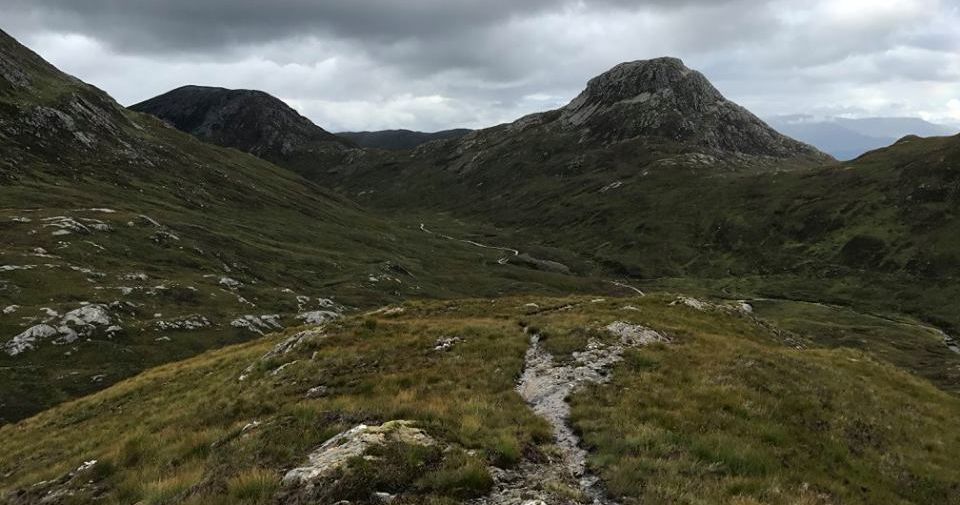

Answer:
[2,23,960,505]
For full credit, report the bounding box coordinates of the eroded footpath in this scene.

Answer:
[474,322,668,505]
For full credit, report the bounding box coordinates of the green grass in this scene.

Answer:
[4,26,960,505]
[0,299,552,504]
[2,295,958,504]
[0,28,611,422]
[322,110,960,340]
[570,299,960,505]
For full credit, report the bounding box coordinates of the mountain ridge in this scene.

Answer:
[768,115,959,159]
[130,85,360,179]
[337,128,472,150]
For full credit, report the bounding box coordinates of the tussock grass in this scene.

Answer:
[571,299,960,504]
[1,295,958,504]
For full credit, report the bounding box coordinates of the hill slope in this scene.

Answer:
[303,62,960,340]
[2,295,959,505]
[0,29,606,423]
[130,85,359,179]
[3,28,960,505]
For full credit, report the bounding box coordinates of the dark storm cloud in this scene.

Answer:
[2,0,958,131]
[4,0,743,54]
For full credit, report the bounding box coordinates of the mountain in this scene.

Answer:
[557,58,828,158]
[131,57,960,341]
[835,116,956,139]
[338,128,472,150]
[317,60,960,345]
[139,58,829,175]
[137,56,960,371]
[130,85,359,178]
[4,30,960,505]
[121,56,960,349]
[768,115,958,159]
[0,29,602,423]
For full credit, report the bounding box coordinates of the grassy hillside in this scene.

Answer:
[126,50,960,402]
[2,295,958,504]
[4,28,960,505]
[0,29,607,423]
[323,127,960,336]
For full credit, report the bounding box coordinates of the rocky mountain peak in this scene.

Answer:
[561,57,831,160]
[567,57,717,109]
[131,85,355,166]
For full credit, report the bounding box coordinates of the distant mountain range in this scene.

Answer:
[338,128,472,150]
[766,115,958,160]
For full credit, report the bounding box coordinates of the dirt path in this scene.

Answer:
[419,223,520,256]
[474,324,666,505]
[418,223,646,297]
[606,280,645,296]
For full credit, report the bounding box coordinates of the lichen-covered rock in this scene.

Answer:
[296,310,340,325]
[41,216,93,234]
[4,304,114,355]
[219,276,242,288]
[605,321,669,345]
[433,336,463,351]
[155,315,211,331]
[282,420,435,486]
[61,304,111,328]
[4,324,59,355]
[670,296,754,315]
[2,458,103,505]
[230,314,282,335]
[239,328,327,380]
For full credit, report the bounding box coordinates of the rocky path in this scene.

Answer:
[474,323,667,505]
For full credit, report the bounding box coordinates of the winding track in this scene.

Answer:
[418,223,646,297]
[419,223,520,256]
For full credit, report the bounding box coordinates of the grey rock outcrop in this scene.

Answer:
[277,420,436,504]
[561,57,829,159]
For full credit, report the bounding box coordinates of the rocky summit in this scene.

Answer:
[560,57,828,158]
[131,85,358,177]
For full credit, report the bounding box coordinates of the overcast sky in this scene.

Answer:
[3,0,959,132]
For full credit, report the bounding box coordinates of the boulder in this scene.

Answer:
[282,420,435,486]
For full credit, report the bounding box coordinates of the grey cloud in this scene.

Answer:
[3,0,741,54]
[2,0,958,131]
